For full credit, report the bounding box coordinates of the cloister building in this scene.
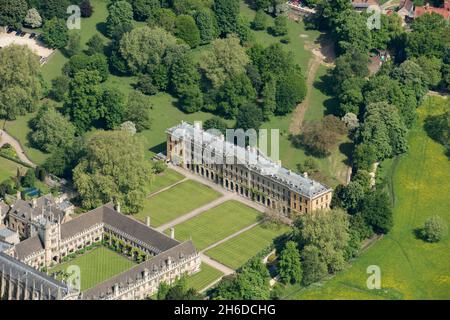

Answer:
[167,122,333,216]
[1,202,200,300]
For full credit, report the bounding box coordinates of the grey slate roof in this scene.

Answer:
[0,201,9,216]
[14,236,44,260]
[167,122,332,198]
[102,205,179,252]
[9,194,65,222]
[0,252,69,299]
[82,241,197,299]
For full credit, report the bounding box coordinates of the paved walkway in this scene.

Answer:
[0,129,36,167]
[156,194,232,232]
[147,177,188,198]
[199,253,234,276]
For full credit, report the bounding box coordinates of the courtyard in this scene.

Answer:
[49,246,136,291]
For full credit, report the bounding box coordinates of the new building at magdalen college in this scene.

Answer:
[166,122,333,216]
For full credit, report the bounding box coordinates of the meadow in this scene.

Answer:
[282,96,450,300]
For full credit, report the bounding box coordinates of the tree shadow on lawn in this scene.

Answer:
[149,142,166,155]
[313,72,340,117]
[96,22,108,38]
[423,114,450,159]
[339,141,353,167]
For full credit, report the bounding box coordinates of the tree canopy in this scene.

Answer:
[0,45,42,120]
[73,130,153,214]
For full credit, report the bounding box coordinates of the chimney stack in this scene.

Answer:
[146,216,151,227]
[303,172,308,179]
[115,202,121,213]
[32,198,37,209]
[170,227,175,239]
[16,191,21,200]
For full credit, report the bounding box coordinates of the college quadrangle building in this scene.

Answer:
[166,122,333,216]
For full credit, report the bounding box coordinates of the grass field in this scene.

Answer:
[50,246,136,291]
[144,168,185,195]
[134,180,221,227]
[205,224,290,269]
[186,263,224,292]
[4,112,48,165]
[166,200,262,251]
[0,157,27,182]
[283,96,450,300]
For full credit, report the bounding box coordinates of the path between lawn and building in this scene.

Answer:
[168,164,267,214]
[199,253,234,276]
[0,129,36,167]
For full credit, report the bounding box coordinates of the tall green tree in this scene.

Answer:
[199,35,250,89]
[73,130,153,214]
[106,0,134,39]
[358,102,408,160]
[119,26,178,74]
[294,209,350,273]
[360,190,393,234]
[99,88,126,129]
[41,17,69,49]
[213,0,239,35]
[195,8,219,44]
[278,241,302,285]
[30,103,75,153]
[174,15,201,48]
[0,45,42,120]
[0,0,27,28]
[124,91,153,131]
[64,70,102,132]
[406,13,450,59]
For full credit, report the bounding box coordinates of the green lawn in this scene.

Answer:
[284,97,450,300]
[205,224,290,269]
[0,157,27,182]
[143,168,185,195]
[134,180,221,227]
[50,246,136,291]
[4,112,48,165]
[186,263,224,292]
[166,201,262,251]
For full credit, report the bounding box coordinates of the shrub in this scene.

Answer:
[421,216,448,243]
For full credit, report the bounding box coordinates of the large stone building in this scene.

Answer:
[0,252,78,300]
[6,194,74,239]
[166,122,333,216]
[1,203,200,300]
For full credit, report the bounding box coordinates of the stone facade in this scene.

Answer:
[166,122,333,217]
[6,194,73,239]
